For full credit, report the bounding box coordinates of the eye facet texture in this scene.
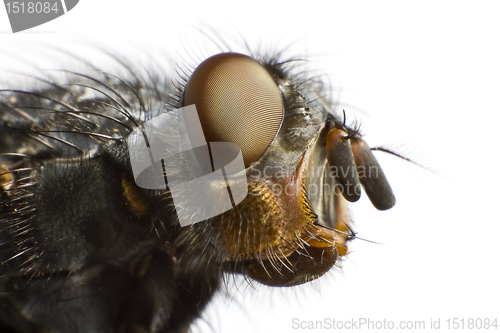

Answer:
[183,52,284,166]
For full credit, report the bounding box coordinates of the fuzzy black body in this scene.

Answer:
[0,67,223,332]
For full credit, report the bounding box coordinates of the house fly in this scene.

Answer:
[0,37,397,333]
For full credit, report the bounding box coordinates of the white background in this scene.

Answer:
[1,1,499,332]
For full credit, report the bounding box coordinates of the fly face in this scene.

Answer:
[0,43,397,332]
[178,52,396,287]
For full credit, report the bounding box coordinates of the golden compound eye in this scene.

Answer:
[183,52,284,166]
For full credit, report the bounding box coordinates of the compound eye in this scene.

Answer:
[183,52,284,166]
